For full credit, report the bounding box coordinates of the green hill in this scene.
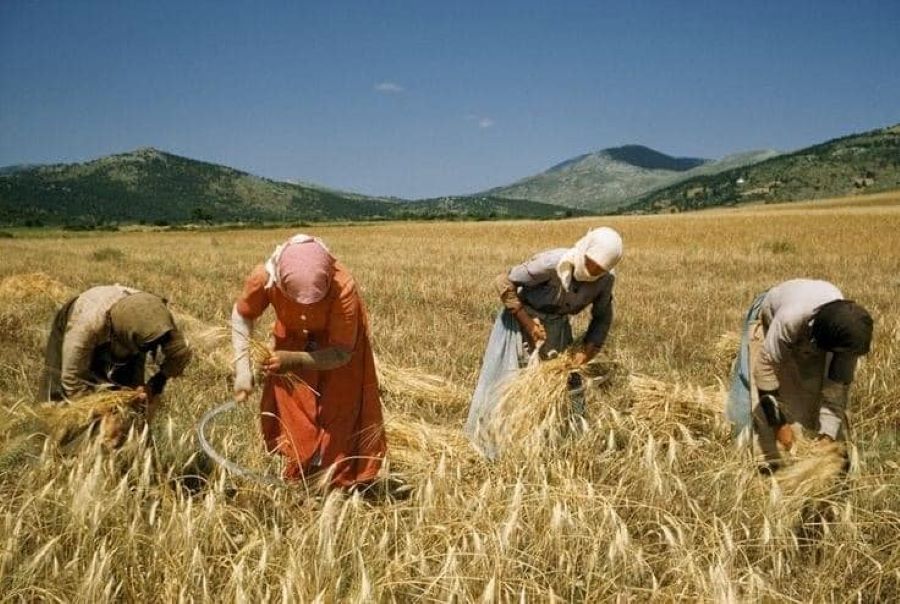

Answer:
[623,124,900,213]
[0,148,583,226]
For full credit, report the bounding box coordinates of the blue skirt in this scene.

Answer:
[464,310,525,458]
[726,292,767,436]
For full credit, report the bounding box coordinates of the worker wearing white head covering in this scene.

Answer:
[556,227,623,290]
[466,226,624,457]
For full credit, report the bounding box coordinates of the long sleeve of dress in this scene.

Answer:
[233,265,269,385]
[584,285,614,348]
[507,254,555,288]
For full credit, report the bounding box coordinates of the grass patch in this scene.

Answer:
[90,246,126,262]
[759,239,796,254]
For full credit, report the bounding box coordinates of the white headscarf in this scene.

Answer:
[263,234,331,290]
[556,227,623,290]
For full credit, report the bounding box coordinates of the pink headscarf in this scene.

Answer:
[277,239,335,304]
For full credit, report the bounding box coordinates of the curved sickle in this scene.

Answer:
[196,400,283,487]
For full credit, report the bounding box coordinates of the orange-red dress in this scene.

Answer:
[235,262,386,487]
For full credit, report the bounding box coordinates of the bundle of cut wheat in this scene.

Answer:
[0,389,147,465]
[712,331,742,375]
[376,360,468,409]
[373,411,478,476]
[480,355,586,455]
[626,375,725,441]
[242,335,319,396]
[775,435,848,497]
[735,434,851,537]
[0,272,71,303]
[40,389,146,450]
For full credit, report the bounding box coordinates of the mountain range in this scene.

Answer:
[1,122,897,227]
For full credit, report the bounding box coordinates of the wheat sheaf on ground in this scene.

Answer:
[625,374,727,441]
[0,271,72,304]
[0,388,146,477]
[481,355,590,454]
[482,355,724,456]
[775,435,850,497]
[39,389,146,447]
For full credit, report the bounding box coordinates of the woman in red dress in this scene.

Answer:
[231,235,386,488]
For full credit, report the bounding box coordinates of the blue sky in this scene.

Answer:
[1,1,898,199]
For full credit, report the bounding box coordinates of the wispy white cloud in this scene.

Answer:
[374,81,404,93]
[465,114,495,129]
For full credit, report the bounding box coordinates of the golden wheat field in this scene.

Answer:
[1,192,899,602]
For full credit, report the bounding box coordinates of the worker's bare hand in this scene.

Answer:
[262,351,284,374]
[263,350,302,374]
[233,361,254,402]
[530,318,547,344]
[775,424,795,449]
[812,434,845,457]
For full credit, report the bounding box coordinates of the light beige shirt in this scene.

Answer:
[61,285,137,396]
[755,279,847,437]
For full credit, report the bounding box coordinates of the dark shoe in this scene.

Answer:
[351,475,414,502]
[758,461,781,476]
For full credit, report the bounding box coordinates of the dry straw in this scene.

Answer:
[40,389,146,448]
[375,359,468,408]
[481,354,585,454]
[775,435,848,497]
[481,356,727,457]
[0,272,72,303]
[170,311,231,367]
[626,375,725,440]
[1,203,897,600]
[712,330,742,375]
[376,411,479,476]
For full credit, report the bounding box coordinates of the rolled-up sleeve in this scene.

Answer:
[235,265,271,320]
[819,379,848,439]
[584,280,614,348]
[494,273,521,312]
